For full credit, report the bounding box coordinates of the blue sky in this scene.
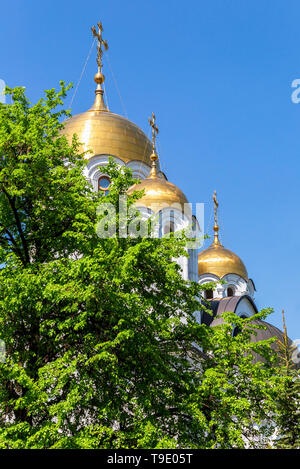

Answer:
[1,0,300,341]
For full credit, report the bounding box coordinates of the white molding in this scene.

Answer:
[197,272,255,300]
[126,160,151,179]
[84,155,125,191]
[234,296,257,318]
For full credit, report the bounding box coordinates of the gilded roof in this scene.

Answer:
[198,191,248,280]
[61,108,153,164]
[128,175,189,213]
[128,149,189,213]
[198,243,248,280]
[61,21,153,165]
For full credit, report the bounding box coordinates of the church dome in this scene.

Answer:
[61,39,152,165]
[62,108,152,164]
[198,191,248,280]
[198,243,248,280]
[128,152,189,213]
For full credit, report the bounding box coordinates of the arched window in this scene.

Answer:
[205,289,213,300]
[227,286,235,297]
[98,175,111,195]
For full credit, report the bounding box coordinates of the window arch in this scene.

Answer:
[227,286,235,297]
[205,289,213,300]
[98,175,111,195]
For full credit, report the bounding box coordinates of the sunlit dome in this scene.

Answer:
[128,112,189,213]
[198,243,248,280]
[128,154,189,213]
[198,191,248,280]
[61,58,152,165]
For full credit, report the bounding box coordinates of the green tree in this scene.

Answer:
[186,311,280,448]
[274,311,300,449]
[0,84,280,449]
[0,83,95,267]
[0,84,207,448]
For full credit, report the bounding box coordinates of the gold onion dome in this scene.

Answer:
[61,103,152,163]
[128,113,189,213]
[128,159,189,212]
[198,191,248,280]
[61,22,152,164]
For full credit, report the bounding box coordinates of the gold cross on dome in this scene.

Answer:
[212,190,221,245]
[213,190,219,226]
[149,112,159,152]
[91,21,109,72]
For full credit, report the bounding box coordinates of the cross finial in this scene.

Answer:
[148,112,159,178]
[212,190,221,246]
[91,21,109,74]
[90,21,109,111]
[213,190,219,226]
[149,112,159,153]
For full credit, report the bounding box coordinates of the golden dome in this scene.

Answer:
[62,108,153,164]
[61,24,152,166]
[198,191,248,280]
[127,121,189,214]
[128,172,189,213]
[198,243,248,280]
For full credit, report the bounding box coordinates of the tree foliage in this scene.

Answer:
[0,84,294,449]
[274,311,300,449]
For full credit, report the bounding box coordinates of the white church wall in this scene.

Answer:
[234,296,257,318]
[222,273,251,298]
[188,248,198,282]
[247,278,256,298]
[84,155,153,190]
[84,154,126,190]
[160,207,197,282]
[198,273,254,300]
[126,160,152,179]
[198,273,221,299]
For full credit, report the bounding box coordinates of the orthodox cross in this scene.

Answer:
[213,190,219,227]
[149,112,159,153]
[212,190,221,245]
[91,21,109,73]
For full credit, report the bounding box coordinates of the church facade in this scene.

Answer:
[61,22,287,352]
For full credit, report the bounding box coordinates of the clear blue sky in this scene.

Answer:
[1,0,300,341]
